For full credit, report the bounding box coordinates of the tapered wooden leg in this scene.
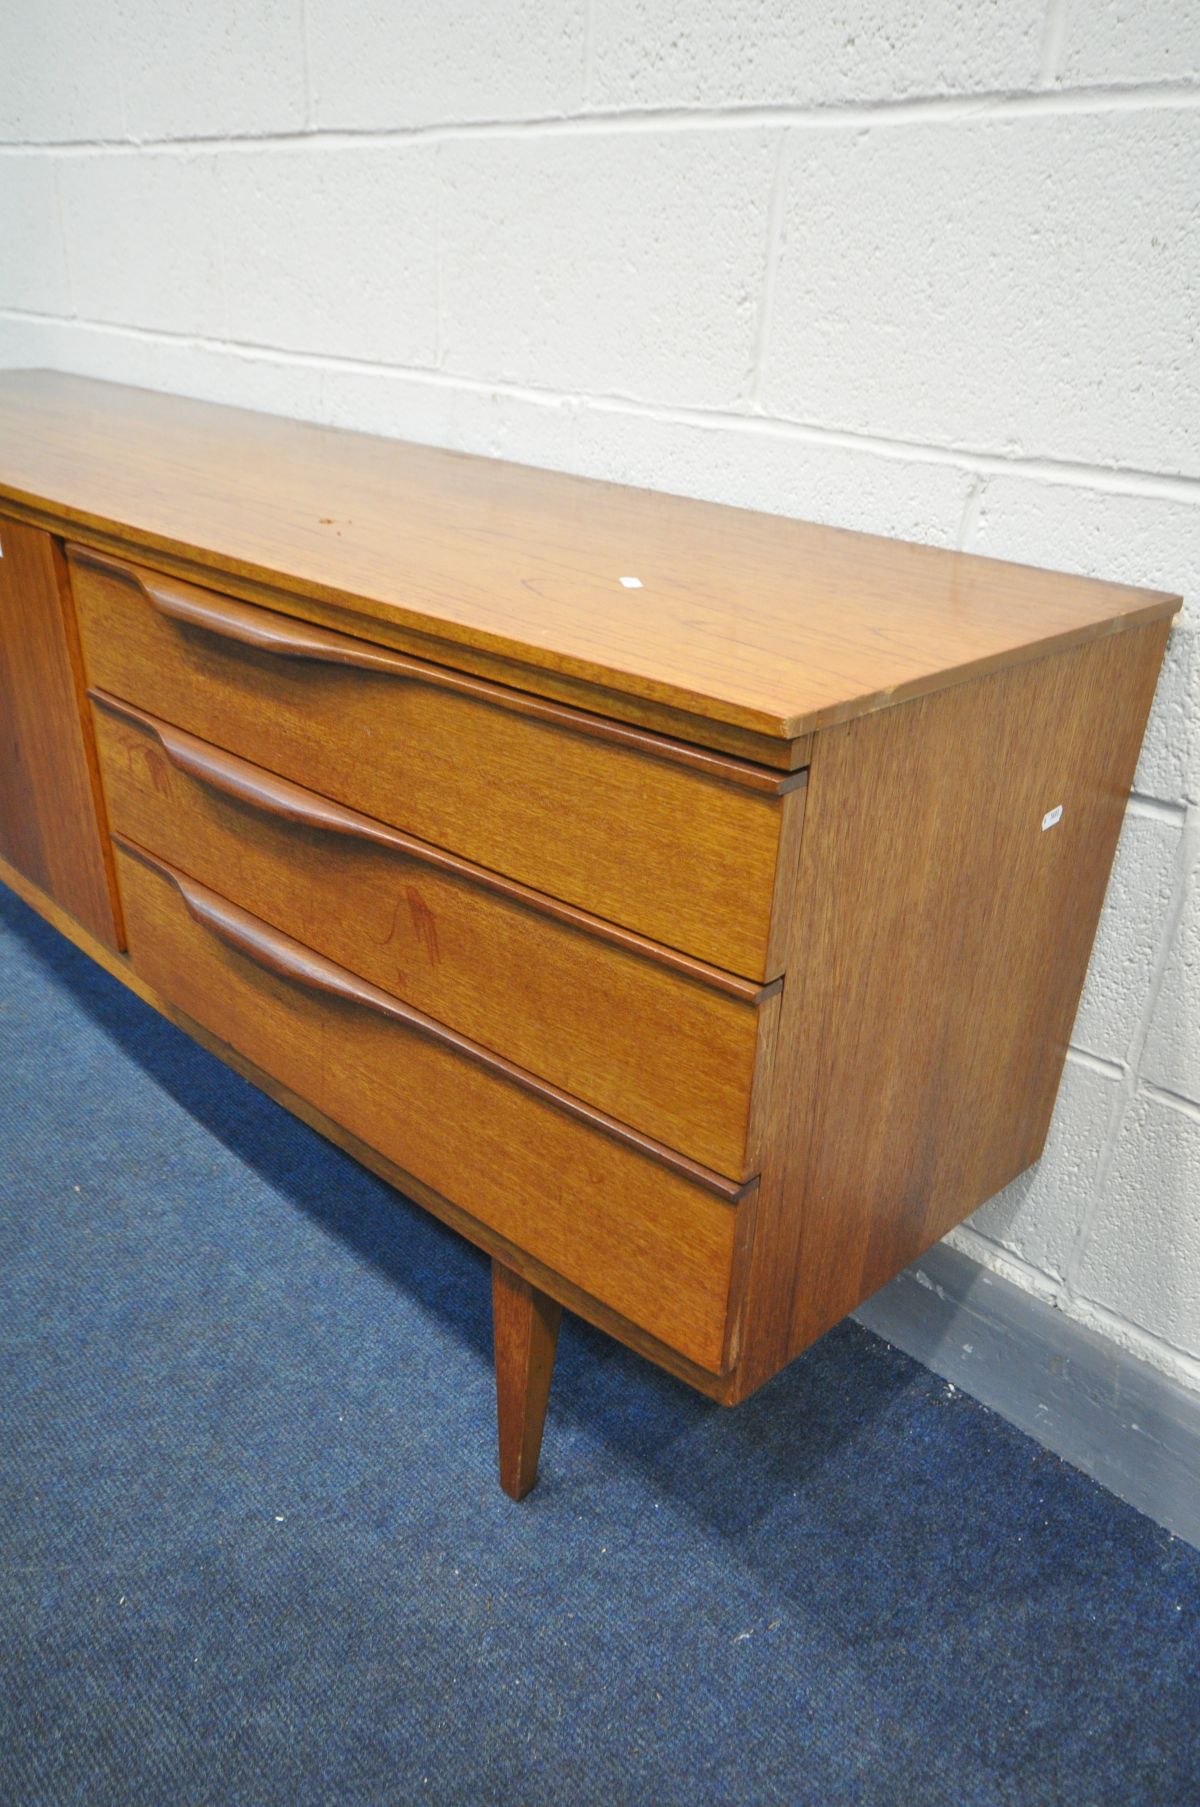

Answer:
[492,1258,562,1501]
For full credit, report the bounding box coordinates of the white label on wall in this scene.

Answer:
[619,575,642,588]
[1042,805,1064,831]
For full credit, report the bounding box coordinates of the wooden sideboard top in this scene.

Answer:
[0,369,1180,746]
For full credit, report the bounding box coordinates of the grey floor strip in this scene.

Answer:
[855,1242,1200,1550]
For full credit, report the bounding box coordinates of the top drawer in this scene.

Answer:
[68,547,801,978]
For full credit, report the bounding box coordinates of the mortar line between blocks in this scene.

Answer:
[746,131,790,412]
[1141,1082,1200,1123]
[211,158,233,343]
[1038,0,1072,88]
[956,474,986,551]
[4,306,1199,507]
[298,0,314,132]
[1128,794,1190,825]
[1060,817,1195,1304]
[581,0,595,109]
[433,142,443,371]
[1065,1046,1126,1081]
[944,1229,1200,1391]
[1059,1290,1200,1389]
[3,78,1200,155]
[48,168,76,321]
[942,1225,1065,1304]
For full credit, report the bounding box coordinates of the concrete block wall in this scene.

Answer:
[2,3,1197,1397]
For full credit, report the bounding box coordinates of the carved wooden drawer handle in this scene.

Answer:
[69,544,800,796]
[143,708,404,848]
[114,836,753,1204]
[142,570,421,675]
[92,693,774,1005]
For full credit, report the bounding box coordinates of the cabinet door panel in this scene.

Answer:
[0,518,119,944]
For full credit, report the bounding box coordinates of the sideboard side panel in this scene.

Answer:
[734,619,1171,1396]
[0,517,121,947]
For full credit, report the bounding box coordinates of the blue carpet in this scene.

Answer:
[1,883,1198,1807]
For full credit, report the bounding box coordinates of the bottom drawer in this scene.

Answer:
[113,839,748,1372]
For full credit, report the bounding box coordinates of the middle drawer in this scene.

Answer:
[92,694,780,1181]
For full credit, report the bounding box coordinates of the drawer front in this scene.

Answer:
[70,548,794,980]
[114,841,746,1372]
[94,696,779,1178]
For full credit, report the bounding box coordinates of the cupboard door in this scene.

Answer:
[0,518,119,945]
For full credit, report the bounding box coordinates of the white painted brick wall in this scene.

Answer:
[587,0,1045,108]
[764,112,1200,473]
[0,162,71,314]
[1075,1095,1200,1357]
[116,0,308,140]
[308,0,586,130]
[0,0,124,143]
[1072,810,1182,1066]
[57,153,227,338]
[221,148,442,364]
[1144,829,1200,1103]
[956,1058,1122,1283]
[1,4,1197,1396]
[440,131,776,405]
[1056,1,1200,87]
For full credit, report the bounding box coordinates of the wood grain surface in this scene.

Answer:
[0,515,120,945]
[734,619,1172,1394]
[93,696,780,1176]
[113,841,748,1371]
[492,1262,562,1501]
[0,371,1180,744]
[82,547,791,796]
[72,546,790,978]
[1,372,1181,1463]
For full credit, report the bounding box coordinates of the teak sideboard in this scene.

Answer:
[0,371,1180,1498]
